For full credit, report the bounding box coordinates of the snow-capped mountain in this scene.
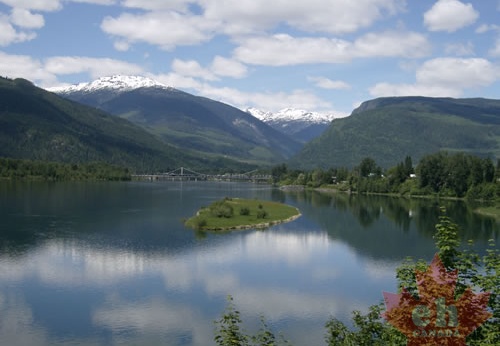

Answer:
[49,75,302,163]
[48,75,170,94]
[246,107,335,142]
[247,107,335,124]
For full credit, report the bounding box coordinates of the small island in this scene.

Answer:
[184,197,301,231]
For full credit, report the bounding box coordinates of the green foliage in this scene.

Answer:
[214,296,291,346]
[434,208,461,269]
[325,304,406,346]
[466,183,497,201]
[210,201,234,218]
[185,198,299,231]
[271,163,288,183]
[357,157,380,178]
[289,96,500,169]
[389,211,499,345]
[395,257,428,297]
[417,152,497,198]
[278,151,498,201]
[192,217,207,230]
[58,78,301,165]
[256,209,268,219]
[0,76,265,173]
[214,212,499,345]
[214,296,249,346]
[0,157,131,181]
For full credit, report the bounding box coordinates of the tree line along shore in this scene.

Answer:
[272,151,499,202]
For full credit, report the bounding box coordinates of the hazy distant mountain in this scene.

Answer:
[289,96,500,169]
[0,77,204,172]
[246,107,335,142]
[50,76,302,165]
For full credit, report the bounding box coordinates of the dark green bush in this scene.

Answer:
[256,209,268,219]
[210,201,234,218]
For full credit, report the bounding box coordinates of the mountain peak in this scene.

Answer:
[246,107,336,124]
[47,75,170,94]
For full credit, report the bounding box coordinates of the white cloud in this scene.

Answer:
[0,51,55,84]
[490,39,500,57]
[202,0,404,35]
[112,40,130,51]
[70,0,116,4]
[417,57,497,89]
[369,82,461,98]
[475,24,500,34]
[308,76,351,90]
[93,0,405,52]
[233,34,352,66]
[120,0,190,11]
[444,41,474,56]
[44,56,144,79]
[370,57,500,98]
[171,58,217,81]
[423,0,479,32]
[0,15,36,46]
[10,8,45,29]
[233,31,430,67]
[150,72,341,114]
[353,30,431,58]
[152,72,204,90]
[0,0,62,12]
[197,84,335,112]
[101,11,218,51]
[210,56,248,79]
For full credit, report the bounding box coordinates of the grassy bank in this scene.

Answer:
[184,197,301,231]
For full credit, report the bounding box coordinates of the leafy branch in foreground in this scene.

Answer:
[214,295,291,346]
[214,209,499,345]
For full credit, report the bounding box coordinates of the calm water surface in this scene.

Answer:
[0,181,498,346]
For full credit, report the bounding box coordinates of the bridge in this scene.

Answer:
[132,167,273,183]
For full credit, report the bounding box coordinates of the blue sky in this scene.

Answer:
[0,0,499,116]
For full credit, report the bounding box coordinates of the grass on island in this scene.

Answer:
[184,197,301,231]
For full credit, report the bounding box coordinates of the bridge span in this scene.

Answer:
[132,167,272,183]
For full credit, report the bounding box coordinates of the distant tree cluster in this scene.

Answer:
[0,157,131,181]
[272,152,499,200]
[417,152,495,198]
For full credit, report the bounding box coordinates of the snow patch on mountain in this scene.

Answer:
[245,107,336,142]
[246,107,335,124]
[48,75,170,94]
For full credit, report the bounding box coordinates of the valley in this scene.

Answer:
[1,75,500,180]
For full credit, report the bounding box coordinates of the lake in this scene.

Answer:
[0,181,497,345]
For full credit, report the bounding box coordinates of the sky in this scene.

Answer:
[0,0,499,116]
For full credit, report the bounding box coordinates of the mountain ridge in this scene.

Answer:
[48,75,171,94]
[51,75,302,164]
[0,76,256,172]
[290,96,500,169]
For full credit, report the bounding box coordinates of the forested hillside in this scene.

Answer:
[53,76,302,164]
[0,77,255,173]
[290,96,500,169]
